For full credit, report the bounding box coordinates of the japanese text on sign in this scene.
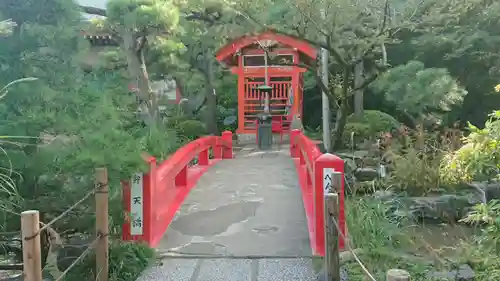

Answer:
[130,172,143,235]
[323,168,334,194]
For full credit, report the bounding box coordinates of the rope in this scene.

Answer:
[24,183,105,241]
[54,234,101,281]
[329,214,377,281]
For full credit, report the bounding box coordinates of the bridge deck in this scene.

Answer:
[137,145,317,281]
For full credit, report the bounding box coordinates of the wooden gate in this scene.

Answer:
[243,76,292,131]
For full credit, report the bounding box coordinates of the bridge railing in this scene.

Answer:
[289,129,345,256]
[122,131,233,247]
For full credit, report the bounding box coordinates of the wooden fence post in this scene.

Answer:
[324,192,340,281]
[21,210,42,281]
[95,168,109,281]
[387,269,411,281]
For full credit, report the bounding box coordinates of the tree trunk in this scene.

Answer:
[122,31,157,124]
[353,60,364,118]
[331,68,351,150]
[204,60,219,135]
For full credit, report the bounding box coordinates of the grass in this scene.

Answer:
[316,197,500,281]
[315,197,460,280]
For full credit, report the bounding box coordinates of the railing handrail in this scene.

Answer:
[122,131,233,247]
[290,129,345,256]
[295,133,321,175]
[156,136,218,176]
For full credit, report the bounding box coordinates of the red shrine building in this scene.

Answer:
[216,30,317,135]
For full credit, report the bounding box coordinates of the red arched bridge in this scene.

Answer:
[122,31,347,280]
[122,130,346,280]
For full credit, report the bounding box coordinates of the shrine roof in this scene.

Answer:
[216,30,317,64]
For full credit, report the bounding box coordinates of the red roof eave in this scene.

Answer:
[215,30,317,63]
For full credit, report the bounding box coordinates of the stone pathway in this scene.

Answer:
[136,145,317,281]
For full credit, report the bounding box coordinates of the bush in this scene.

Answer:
[385,146,443,196]
[380,129,453,196]
[342,110,400,148]
[177,120,207,140]
[441,111,500,184]
[346,110,401,135]
[342,122,372,148]
[459,200,500,280]
[67,241,155,281]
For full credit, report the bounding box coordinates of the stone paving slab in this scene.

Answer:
[137,144,316,281]
[138,258,317,281]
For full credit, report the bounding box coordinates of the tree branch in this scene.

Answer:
[79,5,106,17]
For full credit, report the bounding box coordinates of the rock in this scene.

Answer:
[427,264,475,281]
[316,266,349,281]
[336,150,370,161]
[373,190,395,200]
[469,181,500,203]
[57,236,93,271]
[354,167,379,182]
[401,194,482,222]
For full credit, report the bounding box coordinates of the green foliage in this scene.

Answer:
[386,146,443,196]
[106,0,179,32]
[381,129,453,196]
[67,241,155,281]
[459,200,500,280]
[441,111,500,184]
[177,120,207,140]
[340,198,432,280]
[407,0,500,126]
[346,110,401,133]
[347,110,401,135]
[342,122,372,148]
[343,110,400,147]
[0,1,177,277]
[371,61,467,125]
[461,200,500,253]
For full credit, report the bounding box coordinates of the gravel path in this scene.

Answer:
[136,145,318,281]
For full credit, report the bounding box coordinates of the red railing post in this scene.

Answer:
[142,156,156,245]
[290,129,300,158]
[176,165,188,187]
[213,138,222,159]
[198,148,209,165]
[221,131,233,159]
[313,153,345,256]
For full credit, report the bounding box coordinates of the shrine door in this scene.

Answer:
[243,76,294,132]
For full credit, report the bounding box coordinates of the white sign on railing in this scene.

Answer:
[323,168,334,193]
[130,172,144,235]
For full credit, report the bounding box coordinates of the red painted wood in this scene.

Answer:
[122,132,234,247]
[216,30,317,63]
[216,31,314,134]
[290,130,346,255]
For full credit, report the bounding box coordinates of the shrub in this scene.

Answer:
[342,110,400,148]
[342,122,372,148]
[381,129,453,196]
[441,111,500,184]
[177,120,207,140]
[459,200,500,280]
[346,110,401,135]
[385,146,443,196]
